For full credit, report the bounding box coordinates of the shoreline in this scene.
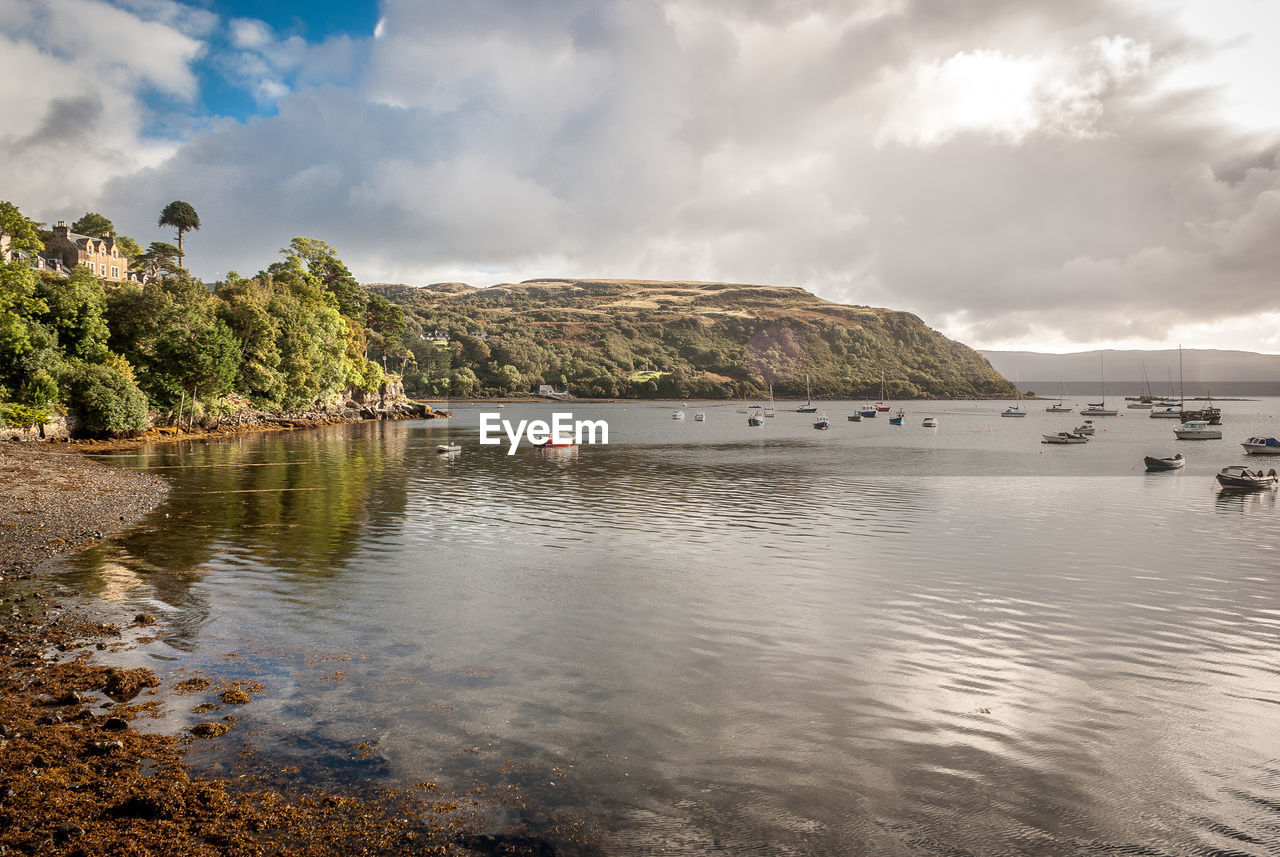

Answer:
[0,444,564,856]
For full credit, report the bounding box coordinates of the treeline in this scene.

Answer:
[1,201,402,433]
[375,281,1016,400]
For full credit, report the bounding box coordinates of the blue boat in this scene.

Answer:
[888,409,905,426]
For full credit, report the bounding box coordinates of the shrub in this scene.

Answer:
[62,356,148,435]
[0,402,49,426]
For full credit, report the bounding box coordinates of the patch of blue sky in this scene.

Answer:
[136,0,380,126]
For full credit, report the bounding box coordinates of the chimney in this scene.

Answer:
[54,221,70,238]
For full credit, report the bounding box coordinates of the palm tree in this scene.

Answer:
[157,201,200,267]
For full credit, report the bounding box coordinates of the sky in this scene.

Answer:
[2,0,1278,354]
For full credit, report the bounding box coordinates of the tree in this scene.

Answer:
[115,235,142,259]
[157,201,200,266]
[132,242,182,280]
[0,201,43,256]
[70,212,115,237]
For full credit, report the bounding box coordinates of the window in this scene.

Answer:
[110,266,119,278]
[100,263,106,275]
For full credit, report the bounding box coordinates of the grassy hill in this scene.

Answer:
[369,278,1015,400]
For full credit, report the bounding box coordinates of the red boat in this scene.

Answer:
[538,439,575,448]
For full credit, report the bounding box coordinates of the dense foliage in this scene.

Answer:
[372,279,1016,400]
[1,201,392,434]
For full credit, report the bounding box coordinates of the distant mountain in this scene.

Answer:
[981,349,1280,397]
[368,278,1016,399]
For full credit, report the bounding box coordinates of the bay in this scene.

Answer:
[48,398,1280,855]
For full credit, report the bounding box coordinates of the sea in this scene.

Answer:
[43,397,1280,855]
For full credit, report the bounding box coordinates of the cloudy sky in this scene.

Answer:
[3,0,1278,353]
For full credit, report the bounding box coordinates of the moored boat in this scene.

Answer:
[1045,403,1072,412]
[813,414,831,430]
[1174,420,1221,440]
[859,405,877,418]
[922,417,938,427]
[1144,453,1184,470]
[672,410,685,420]
[537,439,575,448]
[693,411,705,422]
[1149,406,1182,419]
[847,413,862,422]
[1242,436,1280,455]
[1043,432,1088,444]
[747,413,764,426]
[888,409,905,426]
[436,443,462,453]
[1074,420,1096,435]
[796,374,818,413]
[1215,465,1278,489]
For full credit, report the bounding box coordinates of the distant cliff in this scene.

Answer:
[982,348,1280,396]
[369,278,1015,399]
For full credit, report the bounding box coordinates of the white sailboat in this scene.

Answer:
[1001,375,1027,417]
[796,374,818,413]
[1079,352,1117,416]
[1045,377,1072,412]
[764,384,777,417]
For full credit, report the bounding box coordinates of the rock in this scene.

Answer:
[189,722,231,738]
[103,717,128,731]
[58,690,82,705]
[30,754,50,768]
[88,740,124,755]
[103,668,161,701]
[39,711,63,725]
[132,613,156,626]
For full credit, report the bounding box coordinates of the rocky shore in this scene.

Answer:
[0,445,569,856]
[0,446,169,577]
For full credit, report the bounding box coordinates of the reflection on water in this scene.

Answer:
[50,404,1280,856]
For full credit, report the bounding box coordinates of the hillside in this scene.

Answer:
[368,278,1014,399]
[982,349,1280,383]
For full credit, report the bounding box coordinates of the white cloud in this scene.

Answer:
[0,0,202,213]
[2,0,1270,352]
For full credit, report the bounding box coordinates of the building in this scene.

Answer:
[42,221,130,281]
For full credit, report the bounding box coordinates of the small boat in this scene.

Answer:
[813,414,831,430]
[1242,436,1280,455]
[436,443,462,453]
[922,417,938,428]
[1149,406,1182,419]
[747,413,764,426]
[1002,379,1027,417]
[888,409,905,426]
[1046,379,1072,411]
[764,384,777,417]
[847,413,862,422]
[1174,420,1222,440]
[1216,465,1278,489]
[1080,352,1118,415]
[874,375,891,412]
[859,405,877,418]
[1144,453,1184,470]
[1043,432,1088,444]
[538,439,575,448]
[1127,402,1153,409]
[796,374,818,413]
[672,411,685,420]
[693,411,705,422]
[1074,420,1096,436]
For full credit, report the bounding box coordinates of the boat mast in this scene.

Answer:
[1178,344,1184,407]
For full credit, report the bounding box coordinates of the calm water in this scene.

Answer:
[48,399,1280,855]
